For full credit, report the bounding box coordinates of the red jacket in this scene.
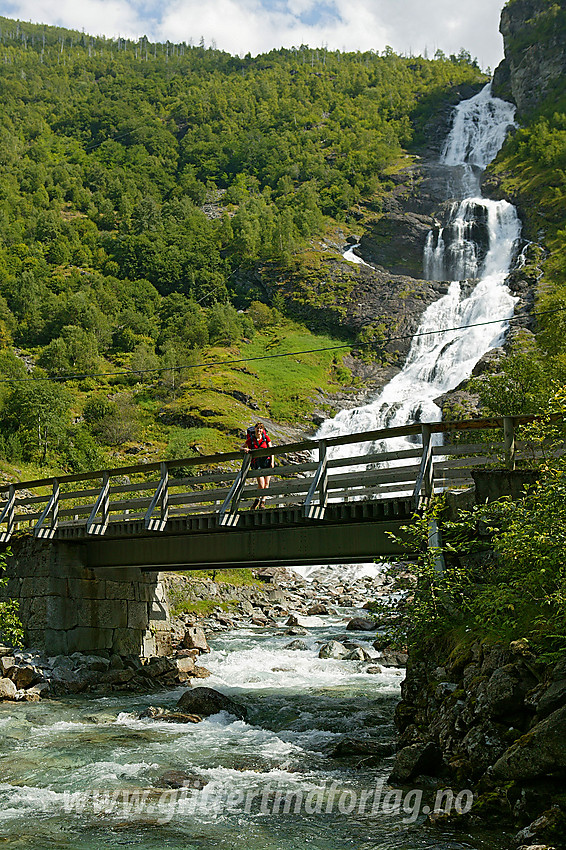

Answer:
[246,428,270,450]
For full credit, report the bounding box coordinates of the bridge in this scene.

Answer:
[0,413,558,569]
[1,413,561,657]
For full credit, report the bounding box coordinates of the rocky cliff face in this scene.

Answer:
[391,637,566,848]
[493,0,566,117]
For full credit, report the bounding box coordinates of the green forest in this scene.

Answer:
[0,16,486,475]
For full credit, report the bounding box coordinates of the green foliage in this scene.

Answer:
[0,16,485,475]
[0,549,24,648]
[386,410,566,656]
[468,331,554,415]
[1,378,72,463]
[377,501,472,648]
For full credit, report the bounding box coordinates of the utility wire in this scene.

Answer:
[1,306,563,387]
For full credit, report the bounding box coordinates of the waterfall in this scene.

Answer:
[319,83,520,461]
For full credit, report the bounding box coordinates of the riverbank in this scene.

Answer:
[0,565,400,703]
[390,636,566,850]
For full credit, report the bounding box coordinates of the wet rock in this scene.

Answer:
[318,641,349,660]
[174,656,196,675]
[516,845,556,850]
[0,677,17,699]
[182,626,210,654]
[344,647,368,662]
[192,666,212,679]
[346,617,377,631]
[329,737,395,759]
[307,603,328,615]
[491,705,566,782]
[141,657,176,678]
[15,689,41,702]
[251,615,269,626]
[100,669,135,686]
[284,640,309,651]
[140,706,201,723]
[0,656,15,677]
[379,650,409,668]
[11,665,40,690]
[176,686,247,720]
[285,627,308,636]
[158,770,209,789]
[366,665,383,674]
[513,805,565,849]
[389,742,443,783]
[77,655,111,672]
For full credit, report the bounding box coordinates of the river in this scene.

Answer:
[0,84,518,848]
[0,587,510,849]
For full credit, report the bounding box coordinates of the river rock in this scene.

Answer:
[140,706,202,723]
[174,656,196,675]
[307,603,328,615]
[11,665,40,690]
[388,742,443,783]
[513,807,565,849]
[182,626,210,654]
[0,656,15,676]
[366,665,383,674]
[491,704,566,781]
[329,737,395,759]
[141,657,176,678]
[77,655,111,672]
[344,647,367,662]
[346,617,377,631]
[318,641,349,660]
[285,627,307,636]
[251,614,268,626]
[192,666,212,679]
[158,770,209,789]
[284,640,309,651]
[0,677,17,699]
[176,686,247,720]
[100,669,135,685]
[379,650,409,668]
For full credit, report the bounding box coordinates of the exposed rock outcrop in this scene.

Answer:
[493,0,566,118]
[391,639,566,847]
[176,686,248,721]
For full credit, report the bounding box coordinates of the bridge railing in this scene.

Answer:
[0,413,563,542]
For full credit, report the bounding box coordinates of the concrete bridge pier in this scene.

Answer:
[3,538,171,657]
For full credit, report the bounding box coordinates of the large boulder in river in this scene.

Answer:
[176,687,247,721]
[140,706,202,723]
[0,677,16,700]
[307,603,328,615]
[182,626,210,654]
[346,617,377,631]
[285,640,309,651]
[319,641,349,660]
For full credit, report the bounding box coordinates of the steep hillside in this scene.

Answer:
[0,18,486,477]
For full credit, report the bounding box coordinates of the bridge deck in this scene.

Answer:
[1,413,563,568]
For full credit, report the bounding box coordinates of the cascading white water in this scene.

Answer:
[317,83,520,464]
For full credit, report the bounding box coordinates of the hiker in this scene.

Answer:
[242,422,274,509]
